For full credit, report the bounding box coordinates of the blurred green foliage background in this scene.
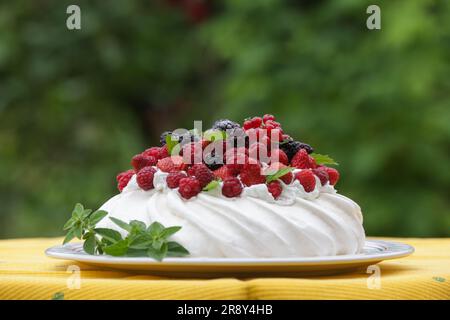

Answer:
[0,0,449,239]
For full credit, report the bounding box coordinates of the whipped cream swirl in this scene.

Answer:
[96,170,365,258]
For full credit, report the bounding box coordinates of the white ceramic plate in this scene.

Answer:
[46,239,414,277]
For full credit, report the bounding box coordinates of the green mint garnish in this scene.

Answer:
[52,292,65,300]
[265,167,294,183]
[165,134,179,155]
[62,203,189,261]
[310,153,338,166]
[203,180,220,191]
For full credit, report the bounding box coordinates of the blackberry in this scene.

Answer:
[204,153,223,171]
[211,119,241,131]
[226,127,248,148]
[280,141,314,161]
[160,131,198,146]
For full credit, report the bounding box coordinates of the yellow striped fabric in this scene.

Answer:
[0,237,449,300]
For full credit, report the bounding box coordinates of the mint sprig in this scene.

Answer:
[310,153,339,166]
[62,203,189,261]
[203,180,220,191]
[265,167,294,183]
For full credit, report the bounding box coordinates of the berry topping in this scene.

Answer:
[160,131,198,146]
[142,147,160,159]
[267,180,283,199]
[166,171,188,189]
[211,119,241,131]
[136,166,156,191]
[188,164,214,188]
[240,163,266,187]
[116,169,134,192]
[294,169,316,192]
[157,145,169,159]
[131,154,157,171]
[156,156,186,173]
[263,114,276,123]
[281,140,314,161]
[291,149,316,169]
[221,177,243,198]
[270,149,289,165]
[213,165,234,180]
[312,167,329,186]
[178,177,202,199]
[324,167,340,186]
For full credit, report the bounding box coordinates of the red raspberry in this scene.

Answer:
[166,171,188,189]
[263,114,275,123]
[243,119,254,130]
[213,166,234,180]
[142,147,160,159]
[248,142,270,163]
[178,177,202,199]
[188,163,214,188]
[240,163,266,187]
[181,142,203,164]
[270,149,289,165]
[224,148,248,175]
[157,156,186,173]
[136,166,156,190]
[131,154,157,171]
[116,169,134,192]
[324,167,340,186]
[158,145,169,159]
[294,169,316,192]
[267,180,283,199]
[313,167,329,186]
[221,177,243,198]
[249,116,262,128]
[280,171,293,184]
[291,149,316,169]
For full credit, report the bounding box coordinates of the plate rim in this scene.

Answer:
[45,239,414,266]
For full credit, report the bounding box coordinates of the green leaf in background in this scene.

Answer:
[310,153,339,166]
[203,180,220,191]
[265,167,294,183]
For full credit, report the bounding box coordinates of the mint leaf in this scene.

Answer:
[103,239,129,256]
[88,210,108,226]
[52,292,65,300]
[147,242,168,261]
[165,134,179,154]
[265,167,294,183]
[73,203,84,219]
[147,221,165,237]
[83,233,96,255]
[160,226,182,239]
[94,228,122,243]
[129,220,146,232]
[63,228,76,245]
[203,180,220,191]
[166,241,190,257]
[109,217,132,232]
[310,153,338,166]
[63,217,77,231]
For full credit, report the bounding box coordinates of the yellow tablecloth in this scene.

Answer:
[0,237,449,300]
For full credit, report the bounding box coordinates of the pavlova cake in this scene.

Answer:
[89,115,366,258]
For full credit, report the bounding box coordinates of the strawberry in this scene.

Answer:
[324,167,340,186]
[240,163,265,187]
[270,149,289,165]
[294,169,316,192]
[263,114,275,123]
[291,149,316,169]
[313,167,329,186]
[156,156,187,173]
[213,166,234,180]
[267,180,283,199]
